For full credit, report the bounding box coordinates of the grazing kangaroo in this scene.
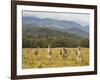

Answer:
[62,47,68,60]
[47,45,52,61]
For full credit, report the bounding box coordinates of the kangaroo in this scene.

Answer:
[47,45,52,61]
[62,47,68,60]
[75,47,82,64]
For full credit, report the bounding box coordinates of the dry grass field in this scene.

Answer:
[22,48,89,69]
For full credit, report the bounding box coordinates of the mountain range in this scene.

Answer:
[22,16,89,38]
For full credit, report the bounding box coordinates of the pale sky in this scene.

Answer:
[22,10,90,26]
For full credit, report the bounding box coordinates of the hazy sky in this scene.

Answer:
[22,10,90,26]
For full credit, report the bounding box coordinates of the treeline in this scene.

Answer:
[22,25,89,48]
[22,37,89,48]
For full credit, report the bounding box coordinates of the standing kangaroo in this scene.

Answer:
[60,48,63,55]
[34,46,39,55]
[47,45,52,61]
[75,47,82,64]
[34,46,39,60]
[62,47,68,60]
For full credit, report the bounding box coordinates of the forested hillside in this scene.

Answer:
[22,24,89,48]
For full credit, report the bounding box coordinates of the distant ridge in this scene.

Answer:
[22,16,89,38]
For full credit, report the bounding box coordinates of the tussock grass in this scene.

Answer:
[22,48,89,69]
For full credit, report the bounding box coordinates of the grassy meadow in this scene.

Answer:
[22,48,89,69]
